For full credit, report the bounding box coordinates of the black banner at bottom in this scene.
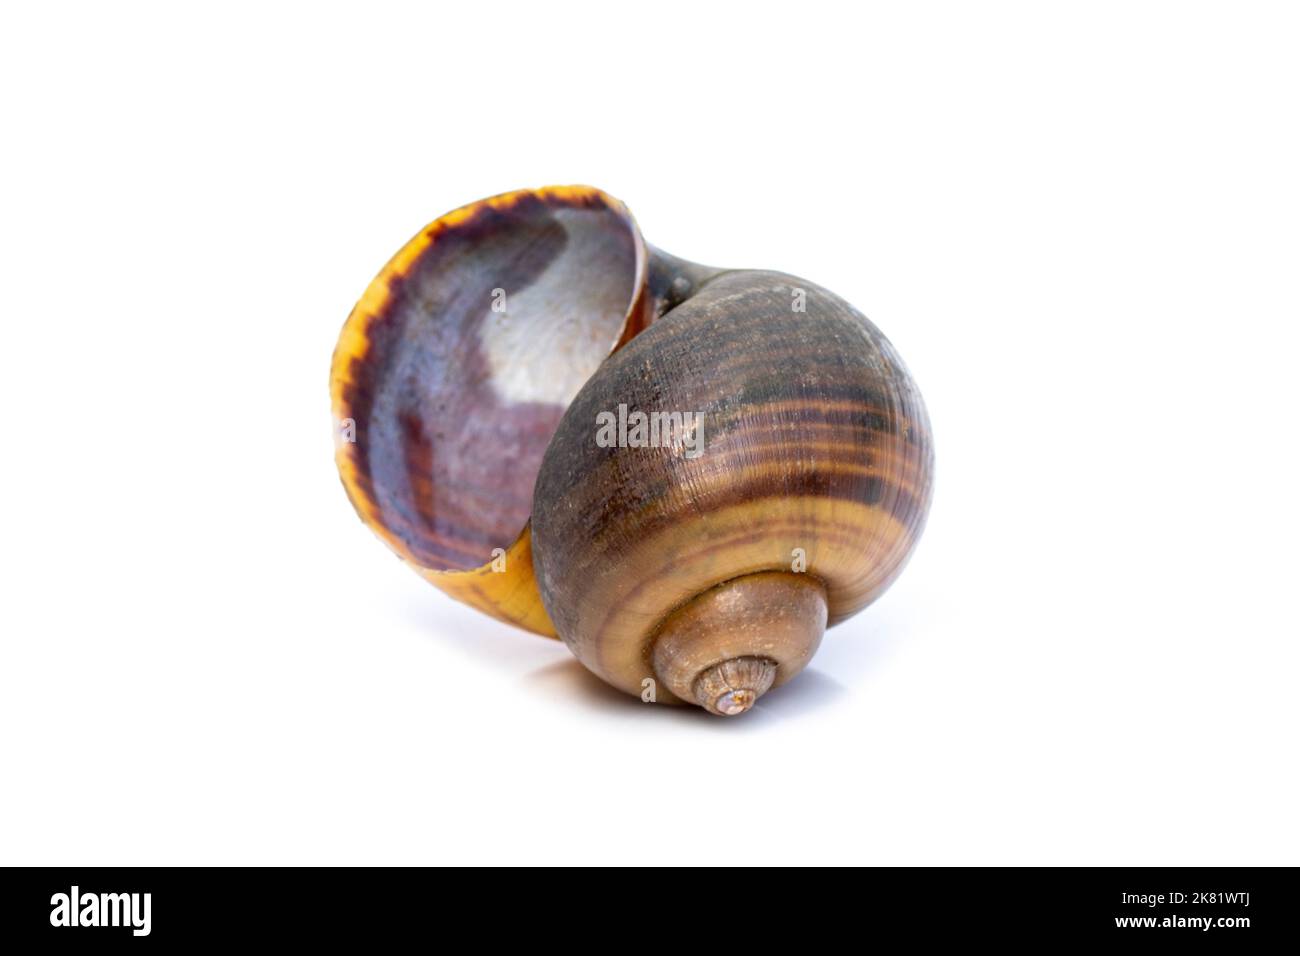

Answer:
[0,867,1291,945]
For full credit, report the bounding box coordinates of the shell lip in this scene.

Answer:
[330,185,651,634]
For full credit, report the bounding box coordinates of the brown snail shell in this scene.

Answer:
[531,269,934,714]
[331,185,933,716]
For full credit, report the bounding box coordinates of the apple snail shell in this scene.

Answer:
[531,269,933,714]
[330,185,933,715]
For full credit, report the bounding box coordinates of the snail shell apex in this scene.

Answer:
[653,572,828,714]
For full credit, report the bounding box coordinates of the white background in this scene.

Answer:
[1,2,1297,866]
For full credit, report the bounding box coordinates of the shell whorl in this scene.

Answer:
[694,658,778,716]
[651,572,828,713]
[530,269,934,708]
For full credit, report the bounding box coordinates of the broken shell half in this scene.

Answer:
[330,186,660,634]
